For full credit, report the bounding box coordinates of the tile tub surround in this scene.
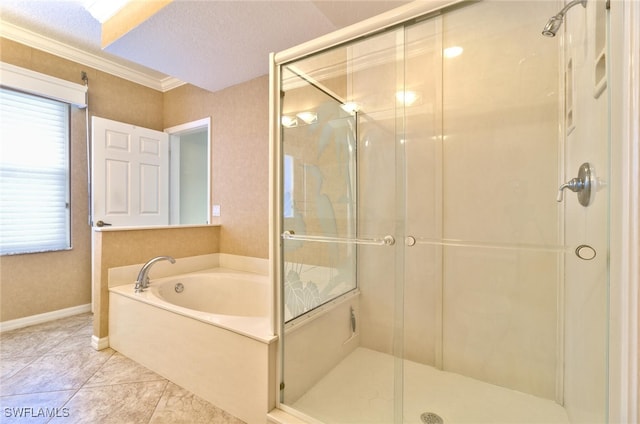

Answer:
[0,313,245,424]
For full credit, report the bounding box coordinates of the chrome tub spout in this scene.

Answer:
[134,256,176,293]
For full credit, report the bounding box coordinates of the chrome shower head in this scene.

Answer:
[542,15,564,37]
[541,0,587,37]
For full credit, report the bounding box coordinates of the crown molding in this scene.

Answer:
[0,20,184,92]
[159,75,185,92]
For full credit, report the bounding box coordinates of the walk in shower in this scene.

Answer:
[271,1,610,423]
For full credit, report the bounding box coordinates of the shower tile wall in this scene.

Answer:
[440,1,560,400]
[357,0,561,401]
[562,0,609,421]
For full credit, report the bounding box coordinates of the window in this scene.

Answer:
[0,87,71,255]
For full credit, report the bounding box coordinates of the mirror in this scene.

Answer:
[166,117,211,225]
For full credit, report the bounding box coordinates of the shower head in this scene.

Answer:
[542,16,564,37]
[541,0,587,37]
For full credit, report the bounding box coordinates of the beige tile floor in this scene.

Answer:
[0,313,245,424]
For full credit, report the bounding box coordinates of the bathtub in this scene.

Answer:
[111,268,272,342]
[109,267,277,424]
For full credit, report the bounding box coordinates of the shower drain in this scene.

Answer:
[420,412,444,424]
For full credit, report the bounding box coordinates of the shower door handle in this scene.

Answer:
[282,231,395,246]
[557,162,595,206]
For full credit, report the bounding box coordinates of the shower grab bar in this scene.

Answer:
[282,230,395,246]
[413,237,569,253]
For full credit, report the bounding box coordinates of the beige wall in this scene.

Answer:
[164,79,270,259]
[0,38,163,322]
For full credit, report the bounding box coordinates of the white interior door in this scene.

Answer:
[91,116,169,227]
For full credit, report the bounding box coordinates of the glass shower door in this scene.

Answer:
[279,27,408,422]
[399,1,608,422]
[280,67,358,324]
[276,1,609,423]
[401,5,566,422]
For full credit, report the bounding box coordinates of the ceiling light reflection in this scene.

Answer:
[396,91,419,106]
[296,111,317,124]
[340,102,360,114]
[443,46,464,58]
[281,116,298,128]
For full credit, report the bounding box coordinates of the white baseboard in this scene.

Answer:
[91,335,109,350]
[0,303,91,333]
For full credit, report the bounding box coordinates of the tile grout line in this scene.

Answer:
[43,386,84,424]
[146,379,170,424]
[47,317,106,424]
[46,340,168,424]
[0,355,39,384]
[2,315,244,423]
[1,315,95,424]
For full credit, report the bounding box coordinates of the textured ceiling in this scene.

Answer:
[0,0,411,92]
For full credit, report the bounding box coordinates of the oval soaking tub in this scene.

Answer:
[110,268,272,342]
[108,267,277,424]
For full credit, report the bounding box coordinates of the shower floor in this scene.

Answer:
[291,347,569,424]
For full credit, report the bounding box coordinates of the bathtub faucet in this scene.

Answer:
[134,256,176,293]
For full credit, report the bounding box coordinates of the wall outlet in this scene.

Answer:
[212,204,221,217]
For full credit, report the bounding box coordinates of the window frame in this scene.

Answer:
[0,86,72,255]
[0,62,86,256]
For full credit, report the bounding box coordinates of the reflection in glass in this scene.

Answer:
[281,67,357,321]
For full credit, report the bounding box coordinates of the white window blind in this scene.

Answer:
[0,87,71,255]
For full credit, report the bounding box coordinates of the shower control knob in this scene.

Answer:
[557,162,596,207]
[556,178,584,202]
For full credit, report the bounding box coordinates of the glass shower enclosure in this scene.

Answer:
[272,1,610,423]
